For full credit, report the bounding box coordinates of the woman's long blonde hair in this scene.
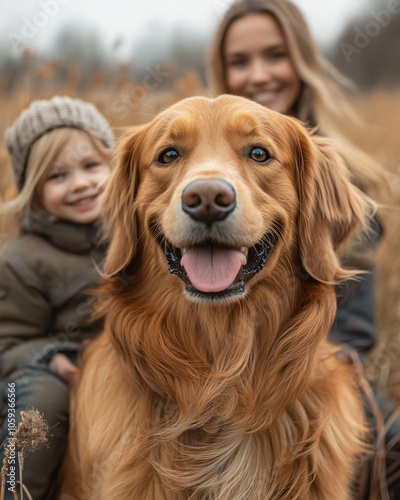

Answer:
[0,127,111,225]
[208,0,386,197]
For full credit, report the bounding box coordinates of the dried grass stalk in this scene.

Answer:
[0,409,49,500]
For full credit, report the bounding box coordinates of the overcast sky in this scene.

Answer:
[1,0,372,58]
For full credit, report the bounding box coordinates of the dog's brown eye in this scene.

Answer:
[250,147,271,163]
[157,148,179,165]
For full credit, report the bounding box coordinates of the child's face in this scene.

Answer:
[223,13,301,115]
[41,129,111,224]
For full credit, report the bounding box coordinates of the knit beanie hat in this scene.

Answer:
[4,95,115,190]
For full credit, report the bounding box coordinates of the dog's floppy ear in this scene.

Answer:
[294,129,373,283]
[102,125,147,277]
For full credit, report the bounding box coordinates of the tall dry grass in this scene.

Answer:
[341,89,400,395]
[0,61,399,394]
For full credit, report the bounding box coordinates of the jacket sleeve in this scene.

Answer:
[0,245,55,378]
[329,217,383,354]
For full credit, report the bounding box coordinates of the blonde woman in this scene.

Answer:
[0,96,113,499]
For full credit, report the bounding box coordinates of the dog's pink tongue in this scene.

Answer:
[181,247,246,293]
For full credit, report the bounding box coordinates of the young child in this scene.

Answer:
[0,96,114,499]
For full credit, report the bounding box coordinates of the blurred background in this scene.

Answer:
[0,0,399,393]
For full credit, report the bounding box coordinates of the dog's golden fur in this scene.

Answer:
[61,95,372,499]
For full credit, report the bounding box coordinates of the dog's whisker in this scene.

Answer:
[129,100,164,114]
[129,112,158,120]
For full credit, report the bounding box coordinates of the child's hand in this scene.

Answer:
[48,353,78,383]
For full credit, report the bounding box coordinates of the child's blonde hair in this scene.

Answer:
[1,128,111,224]
[207,0,387,198]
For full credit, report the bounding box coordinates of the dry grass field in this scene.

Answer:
[0,64,399,396]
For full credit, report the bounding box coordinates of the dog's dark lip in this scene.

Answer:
[151,223,277,299]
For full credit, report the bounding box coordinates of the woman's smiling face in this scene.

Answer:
[223,13,301,115]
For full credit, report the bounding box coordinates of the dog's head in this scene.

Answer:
[103,95,372,302]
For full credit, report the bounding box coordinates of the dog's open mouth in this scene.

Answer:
[155,231,276,299]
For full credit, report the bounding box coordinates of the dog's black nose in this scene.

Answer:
[182,179,236,226]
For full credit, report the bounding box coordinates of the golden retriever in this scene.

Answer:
[60,95,373,500]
